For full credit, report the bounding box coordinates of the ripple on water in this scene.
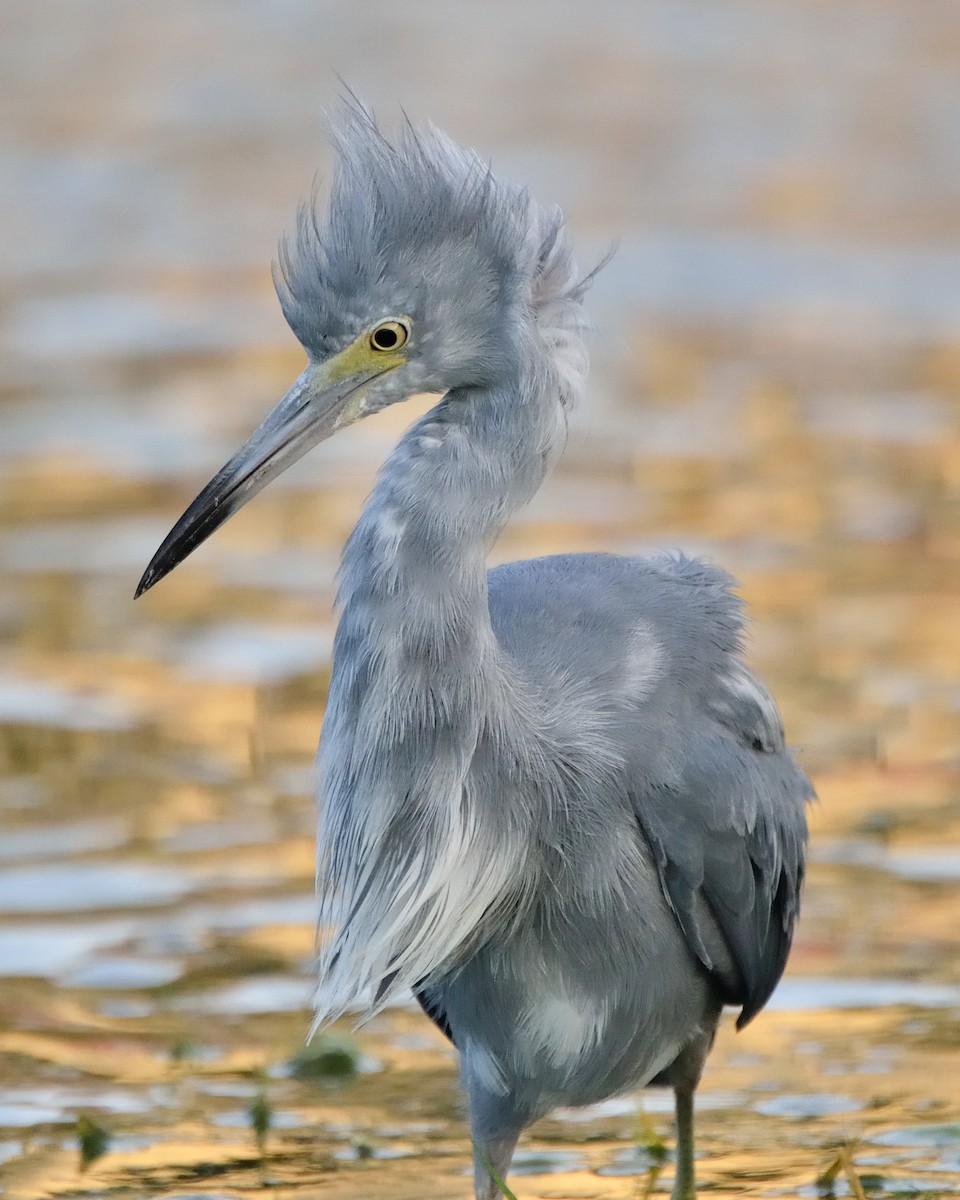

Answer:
[812,838,960,883]
[872,1123,960,1147]
[554,1089,747,1122]
[0,919,137,976]
[149,1195,245,1200]
[96,997,155,1018]
[0,392,219,475]
[59,955,184,989]
[885,850,960,883]
[193,894,319,932]
[510,1148,588,1175]
[212,548,339,593]
[0,818,129,862]
[7,291,268,361]
[768,977,960,1011]
[755,1092,863,1119]
[0,862,195,913]
[182,974,314,1015]
[171,622,333,683]
[108,1132,165,1152]
[604,231,960,340]
[0,518,173,576]
[0,1085,157,1127]
[192,1081,259,1098]
[868,1123,960,1171]
[213,1109,306,1129]
[335,1143,417,1161]
[596,1145,668,1177]
[0,1102,64,1128]
[160,816,279,853]
[0,676,137,731]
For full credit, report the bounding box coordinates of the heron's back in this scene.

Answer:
[488,550,742,705]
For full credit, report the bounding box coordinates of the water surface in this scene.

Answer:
[2,4,959,1198]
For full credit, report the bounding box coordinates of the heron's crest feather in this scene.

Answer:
[275,98,589,363]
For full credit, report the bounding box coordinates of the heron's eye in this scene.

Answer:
[370,320,410,352]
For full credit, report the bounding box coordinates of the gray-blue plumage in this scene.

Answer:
[137,101,812,1200]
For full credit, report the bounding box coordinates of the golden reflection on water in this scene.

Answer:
[3,4,960,1198]
[3,344,960,1200]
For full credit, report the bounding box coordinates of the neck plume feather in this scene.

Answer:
[313,272,588,1027]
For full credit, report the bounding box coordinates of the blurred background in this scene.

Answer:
[2,2,960,1197]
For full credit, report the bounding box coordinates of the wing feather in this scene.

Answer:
[632,697,811,1028]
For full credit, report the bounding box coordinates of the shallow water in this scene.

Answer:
[2,3,960,1198]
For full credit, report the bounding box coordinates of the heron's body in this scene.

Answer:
[138,103,811,1199]
[428,559,734,1109]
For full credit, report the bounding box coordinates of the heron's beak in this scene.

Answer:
[135,348,401,597]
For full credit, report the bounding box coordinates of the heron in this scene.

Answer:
[137,102,811,1200]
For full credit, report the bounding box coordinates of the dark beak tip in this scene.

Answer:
[134,564,161,599]
[133,362,329,604]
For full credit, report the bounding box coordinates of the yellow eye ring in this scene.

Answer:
[369,319,410,352]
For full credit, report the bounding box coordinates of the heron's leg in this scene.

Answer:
[661,1018,719,1200]
[671,1084,696,1200]
[472,1131,518,1200]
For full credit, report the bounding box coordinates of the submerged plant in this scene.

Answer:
[816,1139,867,1200]
[289,1033,360,1084]
[76,1114,110,1172]
[248,1083,273,1156]
[473,1141,519,1200]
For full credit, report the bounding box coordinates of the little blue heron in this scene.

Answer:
[138,102,811,1200]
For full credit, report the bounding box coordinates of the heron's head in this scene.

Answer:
[137,99,584,596]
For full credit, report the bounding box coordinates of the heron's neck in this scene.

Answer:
[336,371,569,683]
[315,327,586,1023]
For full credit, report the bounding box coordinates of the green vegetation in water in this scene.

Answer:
[76,1114,110,1172]
[636,1107,669,1165]
[473,1141,519,1200]
[248,1083,273,1156]
[169,1036,196,1063]
[635,1108,668,1198]
[289,1033,360,1084]
[816,1140,867,1200]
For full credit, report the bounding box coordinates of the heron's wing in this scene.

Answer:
[486,551,811,1028]
[414,987,456,1045]
[630,668,812,1028]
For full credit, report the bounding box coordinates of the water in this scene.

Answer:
[2,3,960,1198]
